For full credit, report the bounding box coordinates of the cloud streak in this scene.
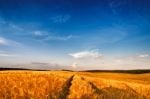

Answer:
[44,35,76,41]
[0,51,19,57]
[137,54,149,58]
[0,37,21,46]
[69,50,102,59]
[31,30,77,41]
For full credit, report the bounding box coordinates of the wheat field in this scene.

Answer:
[0,70,150,99]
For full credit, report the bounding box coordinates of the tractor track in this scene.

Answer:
[59,75,74,99]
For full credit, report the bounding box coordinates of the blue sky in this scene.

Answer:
[0,0,150,70]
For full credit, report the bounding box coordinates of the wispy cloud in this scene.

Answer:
[31,62,49,66]
[44,35,76,41]
[0,51,19,57]
[51,14,71,23]
[137,54,149,58]
[0,53,19,57]
[8,23,23,31]
[109,0,123,15]
[32,31,48,36]
[0,21,26,36]
[0,37,8,45]
[0,37,22,46]
[31,30,77,41]
[69,50,102,59]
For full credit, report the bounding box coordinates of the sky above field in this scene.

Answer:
[0,0,150,70]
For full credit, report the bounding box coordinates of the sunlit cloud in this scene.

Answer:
[71,62,78,69]
[69,50,103,59]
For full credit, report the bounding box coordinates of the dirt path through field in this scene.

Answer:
[65,75,146,99]
[0,71,149,99]
[59,75,74,99]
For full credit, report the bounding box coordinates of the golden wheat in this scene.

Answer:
[0,71,149,99]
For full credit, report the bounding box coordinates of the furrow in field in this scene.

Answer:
[59,75,74,99]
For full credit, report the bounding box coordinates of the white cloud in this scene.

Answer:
[71,62,78,69]
[32,31,47,36]
[51,14,71,23]
[138,54,149,58]
[0,37,9,45]
[0,53,18,57]
[0,37,21,46]
[69,50,102,59]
